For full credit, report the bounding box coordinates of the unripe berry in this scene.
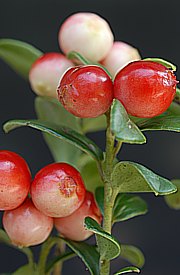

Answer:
[102,41,141,77]
[31,163,86,217]
[58,12,114,62]
[0,150,31,210]
[57,65,113,118]
[114,61,177,118]
[54,191,102,241]
[3,198,53,247]
[29,53,74,98]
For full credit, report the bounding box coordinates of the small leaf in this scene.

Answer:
[13,265,37,275]
[113,194,148,223]
[167,102,180,116]
[164,179,180,210]
[112,161,177,195]
[111,100,146,144]
[143,57,176,71]
[3,119,103,162]
[82,115,107,133]
[35,97,81,166]
[79,157,103,193]
[95,187,104,215]
[61,238,99,275]
[114,266,140,274]
[0,39,42,79]
[84,217,120,260]
[120,245,145,268]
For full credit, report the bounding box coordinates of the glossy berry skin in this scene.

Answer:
[58,12,114,62]
[0,150,31,210]
[102,41,141,78]
[29,53,73,98]
[54,191,102,241]
[57,65,114,118]
[31,163,86,217]
[3,198,53,247]
[114,61,177,118]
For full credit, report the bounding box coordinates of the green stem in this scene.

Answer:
[38,237,56,275]
[46,251,75,274]
[53,240,66,275]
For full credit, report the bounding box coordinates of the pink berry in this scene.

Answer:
[31,163,86,217]
[58,12,114,62]
[54,191,102,241]
[0,150,31,210]
[29,53,74,98]
[102,41,141,77]
[57,65,114,118]
[3,198,53,247]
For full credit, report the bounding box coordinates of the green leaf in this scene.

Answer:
[112,161,177,195]
[95,187,104,215]
[82,115,106,133]
[120,245,145,268]
[137,115,180,132]
[0,39,42,79]
[84,217,120,260]
[13,265,37,275]
[61,238,99,275]
[113,194,148,223]
[114,266,140,275]
[3,119,103,162]
[35,96,81,166]
[167,102,180,115]
[164,179,180,210]
[143,57,176,71]
[111,100,146,144]
[80,157,103,192]
[46,251,75,273]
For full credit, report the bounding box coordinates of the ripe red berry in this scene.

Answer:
[0,150,31,210]
[114,61,177,118]
[58,12,114,62]
[3,198,53,247]
[54,191,102,241]
[31,163,86,217]
[57,65,114,118]
[29,53,74,98]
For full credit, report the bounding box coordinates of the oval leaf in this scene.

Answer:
[164,179,180,210]
[111,100,146,144]
[84,217,120,260]
[113,194,148,223]
[3,119,103,162]
[0,39,42,79]
[120,245,145,268]
[112,161,177,195]
[82,115,107,133]
[95,187,104,215]
[61,238,99,275]
[35,96,81,166]
[143,57,176,71]
[114,266,140,275]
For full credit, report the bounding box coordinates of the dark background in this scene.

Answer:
[0,0,180,274]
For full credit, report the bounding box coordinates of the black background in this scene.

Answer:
[0,0,180,274]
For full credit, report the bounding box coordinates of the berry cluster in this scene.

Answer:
[0,150,102,246]
[29,12,177,119]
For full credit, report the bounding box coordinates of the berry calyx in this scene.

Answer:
[0,150,31,210]
[102,41,141,78]
[114,61,177,118]
[3,198,53,247]
[57,65,114,118]
[29,52,74,98]
[54,191,102,241]
[31,163,86,217]
[58,12,114,62]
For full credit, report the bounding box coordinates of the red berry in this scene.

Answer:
[58,12,114,62]
[0,151,31,210]
[31,163,86,217]
[29,53,74,98]
[57,65,114,118]
[54,191,102,241]
[3,198,53,247]
[114,61,177,118]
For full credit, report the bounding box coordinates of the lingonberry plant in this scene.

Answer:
[0,11,180,275]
